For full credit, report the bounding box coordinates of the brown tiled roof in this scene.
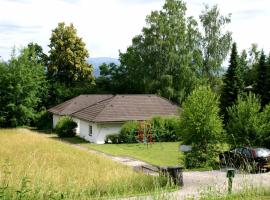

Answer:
[49,94,181,122]
[48,95,113,115]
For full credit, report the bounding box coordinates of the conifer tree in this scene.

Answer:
[255,51,267,106]
[221,42,244,119]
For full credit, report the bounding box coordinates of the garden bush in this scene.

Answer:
[151,116,181,142]
[119,121,139,143]
[118,117,181,143]
[55,116,77,137]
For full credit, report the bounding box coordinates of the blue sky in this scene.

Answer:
[0,0,270,60]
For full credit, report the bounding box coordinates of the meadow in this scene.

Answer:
[0,129,171,199]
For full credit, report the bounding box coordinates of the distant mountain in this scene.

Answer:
[88,57,120,77]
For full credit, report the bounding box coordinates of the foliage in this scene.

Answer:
[226,93,262,147]
[99,0,232,104]
[46,22,95,107]
[47,22,94,85]
[95,62,126,94]
[119,121,139,143]
[27,42,48,66]
[55,117,77,138]
[0,47,47,127]
[34,110,52,130]
[254,51,270,106]
[221,42,244,120]
[151,116,181,142]
[105,134,121,144]
[259,104,270,148]
[241,44,260,87]
[118,117,181,144]
[180,85,224,168]
[200,4,232,84]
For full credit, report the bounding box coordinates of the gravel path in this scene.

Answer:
[173,170,270,199]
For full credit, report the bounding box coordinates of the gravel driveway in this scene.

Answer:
[166,169,270,199]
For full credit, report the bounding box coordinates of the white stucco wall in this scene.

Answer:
[53,115,122,144]
[71,117,80,134]
[79,119,123,144]
[79,120,99,143]
[52,114,61,128]
[97,123,123,144]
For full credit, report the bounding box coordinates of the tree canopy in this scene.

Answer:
[48,22,94,85]
[0,47,47,127]
[97,0,232,104]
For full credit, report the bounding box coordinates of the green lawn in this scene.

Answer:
[80,142,183,166]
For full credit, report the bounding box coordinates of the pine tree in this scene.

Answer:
[221,42,244,119]
[255,51,267,106]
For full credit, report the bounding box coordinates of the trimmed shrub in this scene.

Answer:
[105,134,121,144]
[55,116,77,138]
[119,121,139,143]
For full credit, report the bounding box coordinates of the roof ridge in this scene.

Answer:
[71,95,115,116]
[91,95,116,121]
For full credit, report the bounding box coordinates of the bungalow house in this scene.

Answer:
[48,94,180,144]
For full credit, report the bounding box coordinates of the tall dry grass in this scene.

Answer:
[0,129,169,199]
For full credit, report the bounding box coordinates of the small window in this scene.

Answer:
[89,125,92,136]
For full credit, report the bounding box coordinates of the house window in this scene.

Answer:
[89,125,92,136]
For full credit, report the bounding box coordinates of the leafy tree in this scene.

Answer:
[111,1,232,104]
[180,85,224,168]
[200,5,232,84]
[48,22,94,85]
[242,44,260,87]
[221,43,244,119]
[27,42,48,66]
[119,0,203,103]
[226,93,262,147]
[96,62,128,94]
[47,22,95,106]
[0,47,47,127]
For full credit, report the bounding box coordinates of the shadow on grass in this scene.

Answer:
[50,135,89,144]
[35,129,89,145]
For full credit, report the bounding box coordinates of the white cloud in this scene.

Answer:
[0,0,269,60]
